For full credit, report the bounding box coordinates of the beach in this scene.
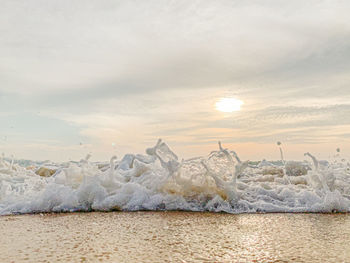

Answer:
[2,1,350,262]
[1,212,349,262]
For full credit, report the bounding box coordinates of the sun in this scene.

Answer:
[215,97,243,112]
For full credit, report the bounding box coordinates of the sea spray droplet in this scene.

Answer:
[277,141,285,165]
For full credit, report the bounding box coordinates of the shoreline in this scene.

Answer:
[1,212,350,262]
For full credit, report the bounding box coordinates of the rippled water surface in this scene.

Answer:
[0,212,349,262]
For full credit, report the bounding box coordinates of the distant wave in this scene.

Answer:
[1,139,350,215]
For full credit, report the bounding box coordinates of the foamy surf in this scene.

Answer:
[1,140,350,215]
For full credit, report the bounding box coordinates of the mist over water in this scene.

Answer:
[1,140,350,215]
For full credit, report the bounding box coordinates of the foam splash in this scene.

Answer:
[1,140,350,215]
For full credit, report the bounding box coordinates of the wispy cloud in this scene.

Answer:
[1,0,350,160]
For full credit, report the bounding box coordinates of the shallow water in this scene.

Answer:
[0,212,349,262]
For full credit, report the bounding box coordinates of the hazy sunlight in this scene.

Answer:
[215,97,243,112]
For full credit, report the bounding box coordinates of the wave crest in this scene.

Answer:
[1,140,350,215]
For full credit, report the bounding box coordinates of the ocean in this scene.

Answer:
[1,212,349,262]
[1,140,349,214]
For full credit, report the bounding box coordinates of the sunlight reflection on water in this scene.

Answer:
[0,212,349,262]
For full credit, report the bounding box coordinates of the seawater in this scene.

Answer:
[1,212,350,262]
[1,140,350,215]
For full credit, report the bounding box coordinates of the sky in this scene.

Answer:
[1,0,350,162]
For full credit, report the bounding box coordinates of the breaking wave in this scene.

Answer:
[1,140,350,215]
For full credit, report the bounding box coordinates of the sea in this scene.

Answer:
[1,140,350,262]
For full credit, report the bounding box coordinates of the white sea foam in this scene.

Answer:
[1,140,350,215]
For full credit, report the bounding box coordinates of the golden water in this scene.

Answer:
[0,212,349,262]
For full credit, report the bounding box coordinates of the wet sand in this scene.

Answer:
[0,212,349,262]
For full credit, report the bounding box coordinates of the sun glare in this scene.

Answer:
[215,97,243,112]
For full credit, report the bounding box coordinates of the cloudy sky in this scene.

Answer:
[1,0,350,161]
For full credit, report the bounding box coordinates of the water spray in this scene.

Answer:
[304,152,330,192]
[277,142,291,184]
[277,141,285,165]
[109,156,118,178]
[304,152,319,171]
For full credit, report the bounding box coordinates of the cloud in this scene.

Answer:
[1,0,350,160]
[1,0,349,93]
